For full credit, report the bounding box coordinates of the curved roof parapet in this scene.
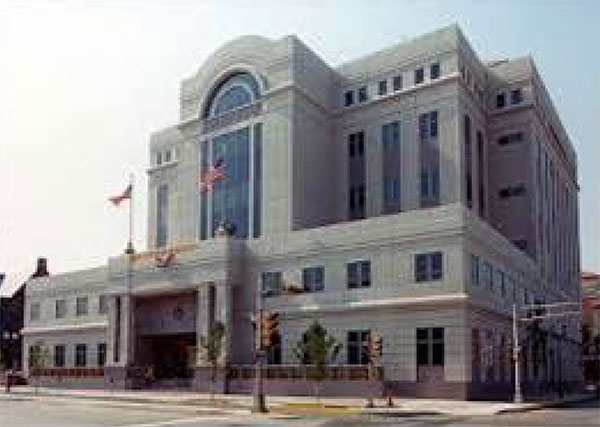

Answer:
[180,35,278,122]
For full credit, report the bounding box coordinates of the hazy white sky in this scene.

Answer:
[1,0,599,295]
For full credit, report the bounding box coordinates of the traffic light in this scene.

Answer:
[260,312,279,348]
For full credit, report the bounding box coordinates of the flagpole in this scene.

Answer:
[126,173,134,254]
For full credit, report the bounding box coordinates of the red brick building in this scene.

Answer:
[582,271,600,385]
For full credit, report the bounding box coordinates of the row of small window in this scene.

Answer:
[154,148,177,167]
[498,183,526,199]
[30,295,107,321]
[30,343,106,368]
[343,63,441,107]
[347,327,444,366]
[261,252,444,295]
[346,112,437,159]
[470,254,533,303]
[496,88,522,109]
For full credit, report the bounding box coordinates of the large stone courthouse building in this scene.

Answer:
[23,25,582,399]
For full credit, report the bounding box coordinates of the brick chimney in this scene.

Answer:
[32,257,49,278]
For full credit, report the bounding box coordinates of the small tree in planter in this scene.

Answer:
[199,322,225,401]
[29,341,50,394]
[293,320,341,400]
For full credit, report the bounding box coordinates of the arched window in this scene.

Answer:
[214,86,252,116]
[204,72,260,118]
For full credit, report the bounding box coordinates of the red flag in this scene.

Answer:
[199,158,225,192]
[109,184,132,206]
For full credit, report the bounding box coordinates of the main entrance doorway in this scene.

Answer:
[138,333,196,381]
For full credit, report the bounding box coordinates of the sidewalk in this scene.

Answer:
[2,386,596,417]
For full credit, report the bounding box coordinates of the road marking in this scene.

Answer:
[109,416,231,427]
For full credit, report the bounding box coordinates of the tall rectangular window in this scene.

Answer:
[348,131,366,220]
[382,121,400,213]
[211,127,251,238]
[30,302,40,321]
[464,115,473,209]
[200,140,208,240]
[253,124,262,238]
[347,330,370,364]
[415,67,424,84]
[302,266,324,292]
[476,131,485,216]
[416,328,445,366]
[510,88,522,105]
[344,90,354,106]
[97,343,107,367]
[55,299,66,319]
[496,93,505,108]
[430,63,440,80]
[75,344,87,367]
[261,272,282,295]
[471,254,480,286]
[415,252,443,282]
[156,183,168,247]
[98,295,108,315]
[358,86,368,102]
[393,75,402,91]
[76,296,88,316]
[114,296,121,363]
[54,344,65,367]
[419,111,440,207]
[378,80,387,96]
[347,260,371,289]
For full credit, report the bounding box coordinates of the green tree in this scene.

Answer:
[199,322,225,400]
[293,320,341,399]
[29,341,50,393]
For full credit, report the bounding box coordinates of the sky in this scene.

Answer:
[1,0,599,295]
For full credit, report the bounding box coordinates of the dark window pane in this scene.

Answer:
[432,342,444,365]
[419,114,428,141]
[430,111,438,138]
[393,75,402,91]
[345,91,354,106]
[432,328,444,340]
[431,253,443,280]
[378,80,387,96]
[361,261,371,287]
[417,343,429,365]
[415,68,424,84]
[496,93,505,108]
[349,142,355,157]
[511,88,522,105]
[416,328,429,341]
[358,86,367,102]
[430,63,440,79]
[347,263,358,289]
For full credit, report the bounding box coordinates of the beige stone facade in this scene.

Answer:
[23,25,581,399]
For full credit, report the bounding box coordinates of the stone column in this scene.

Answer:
[119,293,135,366]
[195,285,211,366]
[106,295,118,365]
[216,281,233,365]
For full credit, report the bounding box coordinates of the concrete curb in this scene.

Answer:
[496,394,599,415]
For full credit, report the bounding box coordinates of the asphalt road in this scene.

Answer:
[1,395,598,427]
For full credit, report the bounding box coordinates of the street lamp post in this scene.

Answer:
[513,303,523,403]
[252,288,267,413]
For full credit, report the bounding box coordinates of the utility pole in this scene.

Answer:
[513,303,523,403]
[252,289,267,413]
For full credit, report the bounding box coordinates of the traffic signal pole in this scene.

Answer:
[252,290,267,413]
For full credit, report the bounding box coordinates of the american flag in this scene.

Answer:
[108,184,132,206]
[199,158,225,192]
